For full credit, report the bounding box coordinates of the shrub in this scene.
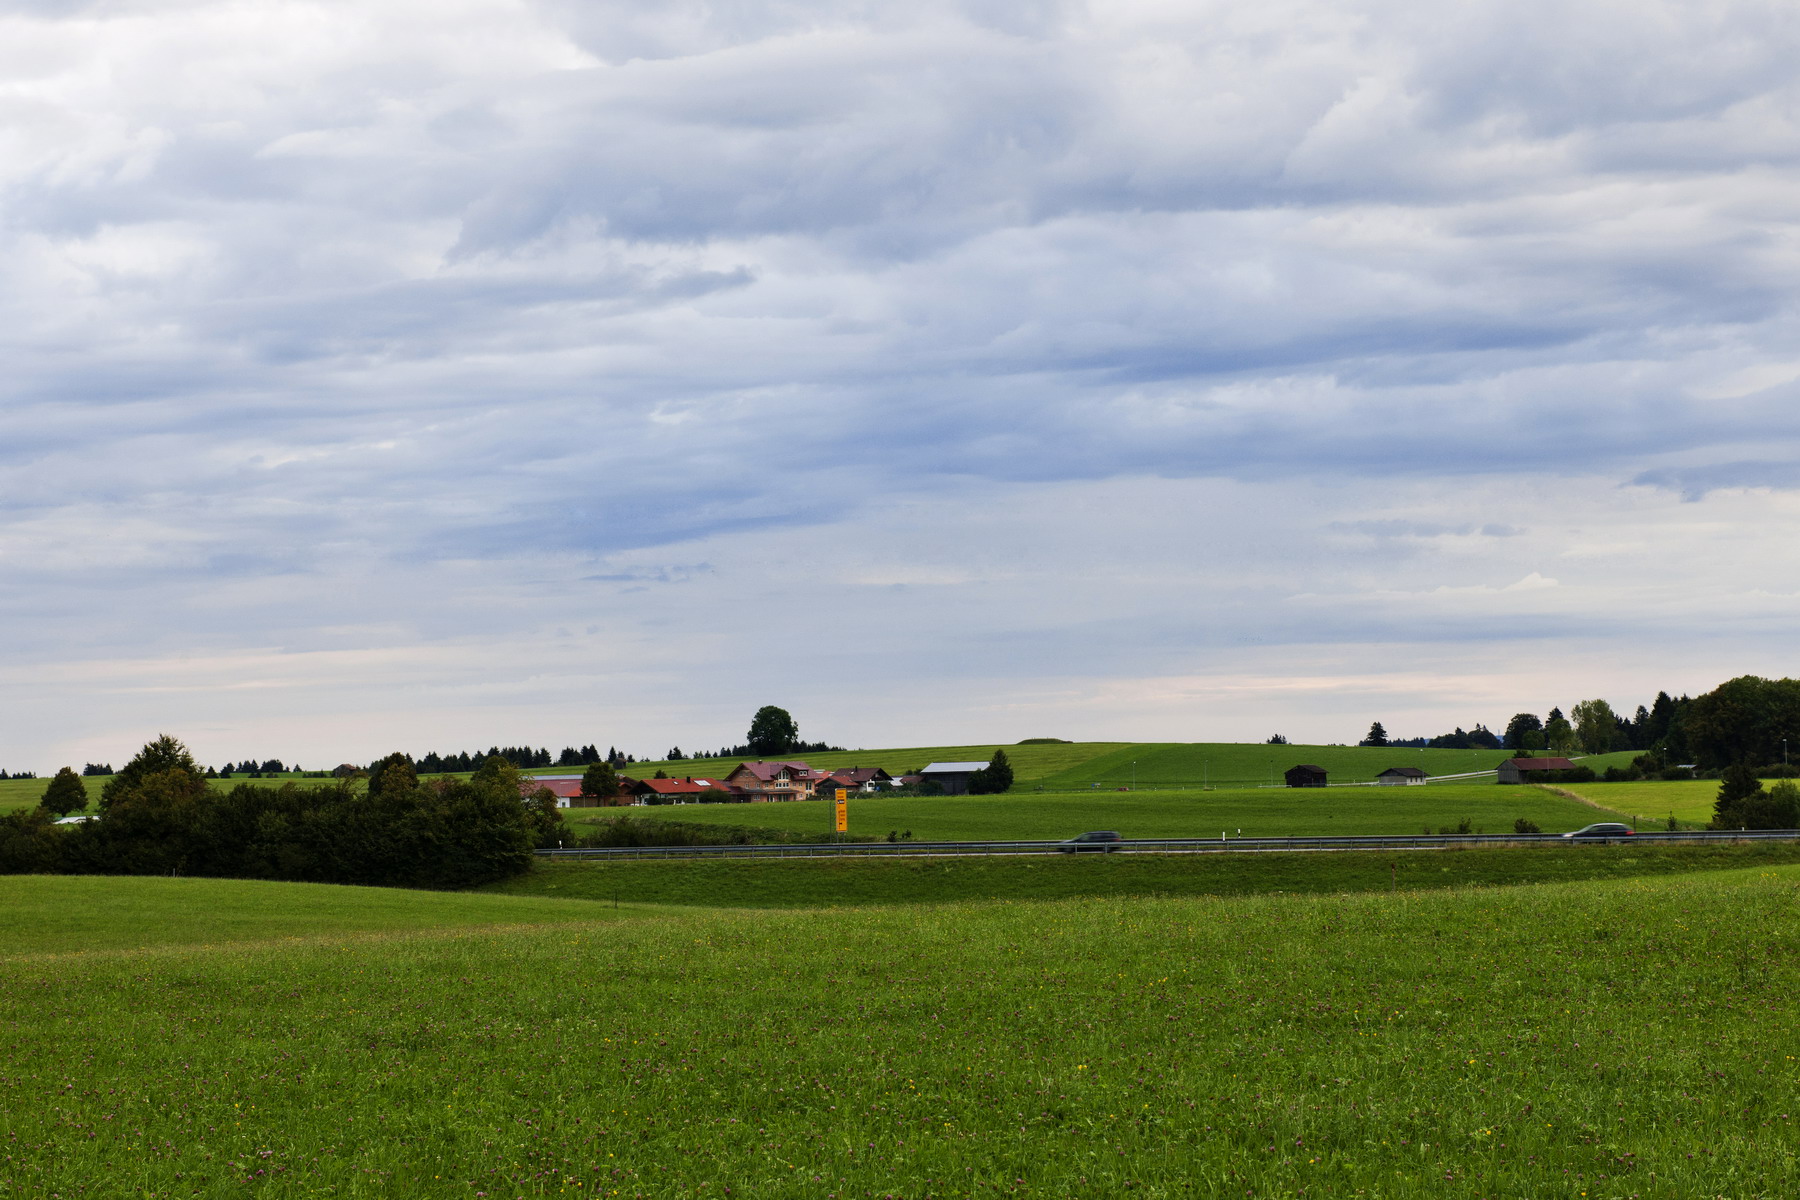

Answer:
[1602,765,1637,783]
[1513,817,1542,834]
[1659,767,1695,781]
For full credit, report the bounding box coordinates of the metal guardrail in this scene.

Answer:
[536,829,1800,861]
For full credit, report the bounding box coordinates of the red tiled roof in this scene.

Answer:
[523,778,584,799]
[730,760,815,782]
[632,778,724,796]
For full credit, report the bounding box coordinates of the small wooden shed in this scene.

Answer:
[1376,767,1429,786]
[1496,756,1577,784]
[1284,764,1328,788]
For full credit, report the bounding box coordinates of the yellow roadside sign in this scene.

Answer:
[835,790,848,832]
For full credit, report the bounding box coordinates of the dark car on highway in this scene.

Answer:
[1562,822,1634,841]
[1059,831,1123,853]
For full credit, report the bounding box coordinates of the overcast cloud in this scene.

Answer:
[4,0,1800,768]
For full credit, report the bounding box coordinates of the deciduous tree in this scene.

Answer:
[1570,699,1621,755]
[580,762,621,800]
[39,767,88,817]
[747,706,799,757]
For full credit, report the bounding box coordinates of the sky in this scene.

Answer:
[4,0,1800,770]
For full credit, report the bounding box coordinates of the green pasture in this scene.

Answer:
[592,741,1134,785]
[1563,778,1736,825]
[5,869,1800,1197]
[581,783,1633,842]
[0,776,51,813]
[0,875,656,957]
[605,741,1642,790]
[496,840,1800,908]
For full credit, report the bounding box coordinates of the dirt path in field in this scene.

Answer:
[1533,783,1630,817]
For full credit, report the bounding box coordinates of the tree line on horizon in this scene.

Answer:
[3,736,563,887]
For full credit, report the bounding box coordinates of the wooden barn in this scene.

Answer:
[1284,764,1328,788]
[1496,756,1577,784]
[1376,767,1429,786]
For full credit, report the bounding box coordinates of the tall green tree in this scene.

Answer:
[580,761,621,800]
[1361,722,1389,747]
[1542,709,1577,756]
[746,706,799,757]
[367,753,419,799]
[1710,761,1767,830]
[1682,676,1800,768]
[100,734,208,812]
[1570,699,1621,755]
[39,767,88,817]
[968,749,1014,795]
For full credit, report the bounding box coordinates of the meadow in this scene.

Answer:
[494,839,1800,908]
[600,741,1635,790]
[4,868,1800,1198]
[582,783,1633,843]
[0,875,651,957]
[0,740,1650,816]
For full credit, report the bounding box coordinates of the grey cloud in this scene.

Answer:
[6,0,1800,764]
[1328,520,1523,539]
[1630,461,1800,502]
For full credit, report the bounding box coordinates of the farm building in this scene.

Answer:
[1376,767,1429,786]
[821,766,895,792]
[1284,764,1328,788]
[918,761,991,796]
[1496,756,1578,784]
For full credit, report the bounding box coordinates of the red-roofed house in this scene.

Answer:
[521,775,634,808]
[630,776,734,802]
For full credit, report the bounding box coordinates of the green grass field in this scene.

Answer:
[494,840,1800,908]
[0,741,1651,816]
[4,868,1800,1197]
[1564,779,1728,825]
[578,742,1645,790]
[0,776,54,813]
[0,875,660,957]
[584,783,1632,842]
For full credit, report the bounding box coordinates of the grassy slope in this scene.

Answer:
[581,742,1646,790]
[1564,778,1724,824]
[492,840,1800,908]
[0,744,1650,813]
[4,870,1800,1197]
[0,875,660,956]
[0,776,53,813]
[580,783,1630,842]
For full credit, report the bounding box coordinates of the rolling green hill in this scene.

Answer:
[578,741,1645,790]
[573,782,1631,842]
[4,870,1799,1197]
